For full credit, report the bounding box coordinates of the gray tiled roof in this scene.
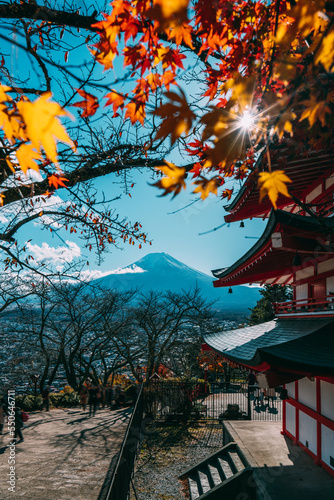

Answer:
[203,319,334,374]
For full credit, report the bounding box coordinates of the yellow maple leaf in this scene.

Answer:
[276,0,326,50]
[258,170,292,209]
[17,92,75,166]
[193,176,220,200]
[314,29,334,73]
[0,85,12,103]
[273,56,301,85]
[274,110,296,139]
[300,96,331,127]
[15,143,42,174]
[153,162,186,197]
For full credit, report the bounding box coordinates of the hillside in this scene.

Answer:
[93,253,260,315]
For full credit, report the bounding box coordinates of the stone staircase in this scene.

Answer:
[179,442,256,500]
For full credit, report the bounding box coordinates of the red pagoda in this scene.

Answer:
[204,149,334,476]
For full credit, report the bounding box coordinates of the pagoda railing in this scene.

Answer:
[273,295,334,316]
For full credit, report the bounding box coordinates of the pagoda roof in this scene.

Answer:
[212,210,334,287]
[203,318,334,376]
[224,150,334,223]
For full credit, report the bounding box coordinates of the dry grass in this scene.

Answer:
[129,421,224,500]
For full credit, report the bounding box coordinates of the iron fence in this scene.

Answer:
[102,383,144,500]
[144,380,282,423]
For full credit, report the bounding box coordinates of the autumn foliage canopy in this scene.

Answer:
[0,0,334,265]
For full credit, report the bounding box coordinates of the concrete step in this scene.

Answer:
[198,468,212,494]
[217,455,234,480]
[188,474,201,500]
[207,462,224,487]
[180,442,254,500]
[228,450,246,473]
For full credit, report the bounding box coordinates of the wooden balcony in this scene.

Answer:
[273,295,334,318]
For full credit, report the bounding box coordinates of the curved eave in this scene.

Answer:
[212,210,334,287]
[212,210,277,280]
[224,150,334,223]
[204,318,334,376]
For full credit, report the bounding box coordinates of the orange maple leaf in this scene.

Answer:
[168,23,194,48]
[193,176,220,200]
[154,90,196,144]
[72,89,99,118]
[48,174,69,189]
[153,162,186,197]
[125,101,146,125]
[222,188,233,201]
[104,90,126,116]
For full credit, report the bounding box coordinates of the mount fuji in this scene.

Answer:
[93,252,260,314]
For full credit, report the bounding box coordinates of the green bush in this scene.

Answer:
[50,392,80,408]
[15,395,43,411]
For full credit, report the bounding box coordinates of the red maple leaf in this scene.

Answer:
[72,89,99,118]
[48,174,69,189]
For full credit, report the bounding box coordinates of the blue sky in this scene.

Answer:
[15,169,266,276]
[0,4,267,278]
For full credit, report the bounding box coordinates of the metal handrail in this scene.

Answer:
[105,383,144,500]
[273,294,334,314]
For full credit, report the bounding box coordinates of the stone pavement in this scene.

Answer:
[0,407,131,500]
[224,420,334,500]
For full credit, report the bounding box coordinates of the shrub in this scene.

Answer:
[15,395,43,412]
[50,392,79,407]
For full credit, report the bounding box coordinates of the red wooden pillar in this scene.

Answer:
[281,384,287,435]
[315,378,321,465]
[294,380,299,445]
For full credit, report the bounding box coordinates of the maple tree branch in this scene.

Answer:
[0,2,98,30]
[0,149,196,208]
[22,20,51,92]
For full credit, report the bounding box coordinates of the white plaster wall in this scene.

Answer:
[321,425,334,470]
[321,381,334,420]
[296,267,314,280]
[325,175,334,189]
[285,403,296,437]
[299,411,317,455]
[326,276,334,294]
[295,284,308,304]
[306,184,322,203]
[298,378,316,411]
[286,382,295,399]
[318,258,334,274]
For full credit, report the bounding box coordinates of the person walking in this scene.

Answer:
[41,385,50,411]
[14,407,24,443]
[100,385,107,409]
[0,401,6,435]
[88,383,99,417]
[79,385,89,411]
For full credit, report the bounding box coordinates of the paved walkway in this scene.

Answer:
[224,420,334,500]
[0,408,131,500]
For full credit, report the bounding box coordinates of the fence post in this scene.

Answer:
[247,384,252,420]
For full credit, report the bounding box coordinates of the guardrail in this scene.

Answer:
[144,380,282,422]
[273,295,334,316]
[104,383,143,500]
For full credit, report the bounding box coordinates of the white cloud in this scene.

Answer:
[26,240,81,264]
